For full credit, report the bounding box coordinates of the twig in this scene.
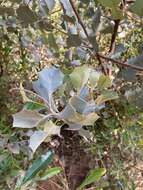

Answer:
[83,44,143,71]
[67,0,143,72]
[52,24,68,35]
[109,19,120,53]
[0,62,3,77]
[97,53,143,71]
[69,0,105,73]
[51,8,62,15]
[69,0,89,39]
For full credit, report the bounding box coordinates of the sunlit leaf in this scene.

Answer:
[60,103,99,127]
[70,65,90,90]
[89,70,101,88]
[78,168,106,189]
[40,167,62,180]
[80,112,99,126]
[97,75,112,90]
[38,119,61,137]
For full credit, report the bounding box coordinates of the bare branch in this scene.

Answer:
[97,53,143,71]
[69,0,89,39]
[109,19,120,53]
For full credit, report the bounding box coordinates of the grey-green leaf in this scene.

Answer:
[12,110,44,128]
[29,130,48,153]
[45,0,56,12]
[33,66,64,103]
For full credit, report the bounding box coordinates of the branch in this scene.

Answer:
[69,0,89,39]
[109,19,120,53]
[69,0,105,72]
[97,53,143,71]
[69,0,143,72]
[0,62,3,77]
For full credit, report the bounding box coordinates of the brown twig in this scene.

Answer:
[69,0,143,72]
[69,0,89,39]
[0,62,3,77]
[97,53,143,71]
[109,19,120,53]
[69,0,106,73]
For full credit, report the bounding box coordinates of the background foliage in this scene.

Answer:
[1,0,143,189]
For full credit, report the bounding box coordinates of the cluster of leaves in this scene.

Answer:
[13,65,118,153]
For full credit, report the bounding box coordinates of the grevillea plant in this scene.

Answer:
[12,65,118,153]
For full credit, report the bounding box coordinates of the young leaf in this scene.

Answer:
[39,120,61,137]
[78,168,106,190]
[22,150,54,184]
[40,167,62,181]
[12,110,44,128]
[97,75,112,90]
[89,70,101,88]
[70,65,90,90]
[96,91,118,105]
[60,103,99,127]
